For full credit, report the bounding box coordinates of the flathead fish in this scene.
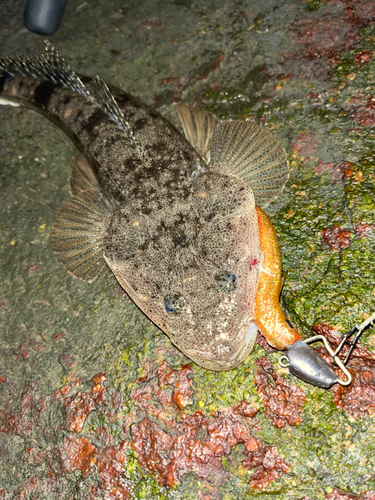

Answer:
[0,42,301,371]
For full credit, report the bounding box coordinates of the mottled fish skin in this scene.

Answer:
[0,73,199,208]
[0,45,263,371]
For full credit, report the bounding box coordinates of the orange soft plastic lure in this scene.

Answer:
[254,206,300,350]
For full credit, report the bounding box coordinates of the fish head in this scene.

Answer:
[104,172,263,371]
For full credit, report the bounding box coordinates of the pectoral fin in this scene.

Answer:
[52,189,112,282]
[175,104,219,164]
[209,121,289,207]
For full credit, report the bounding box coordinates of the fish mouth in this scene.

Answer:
[183,322,259,371]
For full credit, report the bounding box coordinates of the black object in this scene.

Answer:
[285,340,339,389]
[24,0,66,36]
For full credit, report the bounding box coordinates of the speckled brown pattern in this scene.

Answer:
[0,45,271,370]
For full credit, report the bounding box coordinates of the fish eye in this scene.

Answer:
[164,294,184,315]
[217,271,237,293]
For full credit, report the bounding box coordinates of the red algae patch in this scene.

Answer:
[256,332,277,352]
[130,361,290,489]
[326,487,375,499]
[62,435,97,477]
[313,324,375,418]
[350,97,375,127]
[321,225,352,250]
[26,263,40,272]
[56,373,131,498]
[290,132,321,162]
[96,443,130,498]
[313,161,345,181]
[242,445,290,490]
[291,11,360,63]
[131,402,289,489]
[59,373,107,433]
[355,222,374,239]
[131,412,230,487]
[280,0,375,87]
[341,162,354,179]
[344,1,375,29]
[286,5,361,80]
[255,357,305,428]
[62,435,130,498]
[353,50,373,65]
[0,379,47,435]
[132,361,194,418]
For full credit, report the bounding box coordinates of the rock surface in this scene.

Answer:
[1,0,375,498]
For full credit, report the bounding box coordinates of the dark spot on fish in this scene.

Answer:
[84,109,105,135]
[183,149,196,163]
[133,118,148,131]
[172,231,189,248]
[61,95,72,106]
[148,141,168,155]
[104,133,124,148]
[34,80,56,107]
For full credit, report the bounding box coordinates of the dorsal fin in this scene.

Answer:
[0,42,147,163]
[91,76,147,160]
[175,104,219,164]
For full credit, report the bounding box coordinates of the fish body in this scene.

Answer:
[0,43,300,371]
